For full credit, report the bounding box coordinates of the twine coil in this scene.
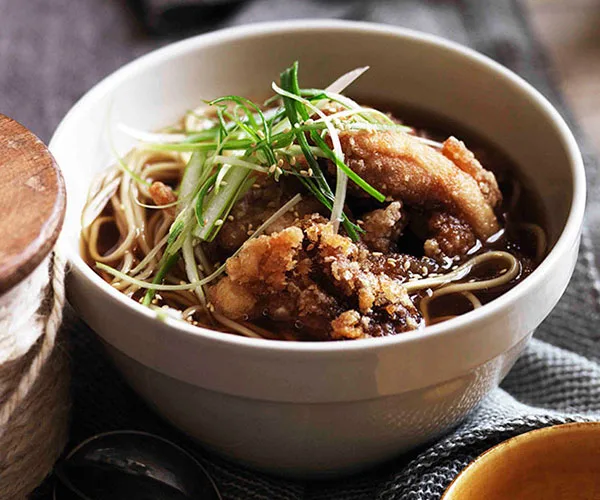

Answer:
[0,251,69,499]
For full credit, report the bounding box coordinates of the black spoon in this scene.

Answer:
[53,431,221,500]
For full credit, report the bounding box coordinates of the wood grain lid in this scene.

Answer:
[0,115,66,294]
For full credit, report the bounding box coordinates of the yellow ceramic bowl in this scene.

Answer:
[442,422,600,500]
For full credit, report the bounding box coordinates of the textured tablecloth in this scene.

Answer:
[2,0,600,498]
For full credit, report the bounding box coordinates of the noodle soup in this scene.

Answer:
[81,63,546,341]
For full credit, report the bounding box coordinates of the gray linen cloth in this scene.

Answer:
[2,0,599,498]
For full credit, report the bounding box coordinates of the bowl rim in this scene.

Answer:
[51,19,586,355]
[441,421,600,498]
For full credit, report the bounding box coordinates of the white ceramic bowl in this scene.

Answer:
[50,20,585,477]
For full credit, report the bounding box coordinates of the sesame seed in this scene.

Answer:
[426,288,433,297]
[248,223,253,229]
[373,252,383,257]
[214,219,224,226]
[308,168,313,176]
[290,157,297,166]
[227,215,235,221]
[275,167,283,175]
[269,165,276,174]
[300,169,308,175]
[294,123,300,129]
[277,158,284,167]
[403,261,411,270]
[247,229,254,236]
[421,266,428,276]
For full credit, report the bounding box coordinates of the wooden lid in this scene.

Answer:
[0,115,66,294]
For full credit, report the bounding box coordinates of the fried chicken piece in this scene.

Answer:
[215,175,322,254]
[149,181,177,217]
[210,225,344,336]
[424,211,477,259]
[338,130,500,239]
[360,201,407,253]
[209,278,257,320]
[311,224,422,337]
[225,226,304,292]
[442,136,502,207]
[215,175,285,253]
[209,219,422,340]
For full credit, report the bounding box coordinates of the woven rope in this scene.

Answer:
[0,251,69,499]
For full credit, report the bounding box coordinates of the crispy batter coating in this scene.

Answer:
[225,225,304,292]
[442,136,502,207]
[209,278,257,319]
[361,201,407,253]
[338,130,500,239]
[424,211,477,259]
[209,218,423,340]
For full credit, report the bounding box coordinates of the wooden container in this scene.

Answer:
[0,115,69,499]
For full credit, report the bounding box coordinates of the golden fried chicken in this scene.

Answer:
[209,218,423,340]
[424,211,477,259]
[360,201,407,253]
[338,129,501,240]
[215,175,322,254]
[441,136,502,207]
